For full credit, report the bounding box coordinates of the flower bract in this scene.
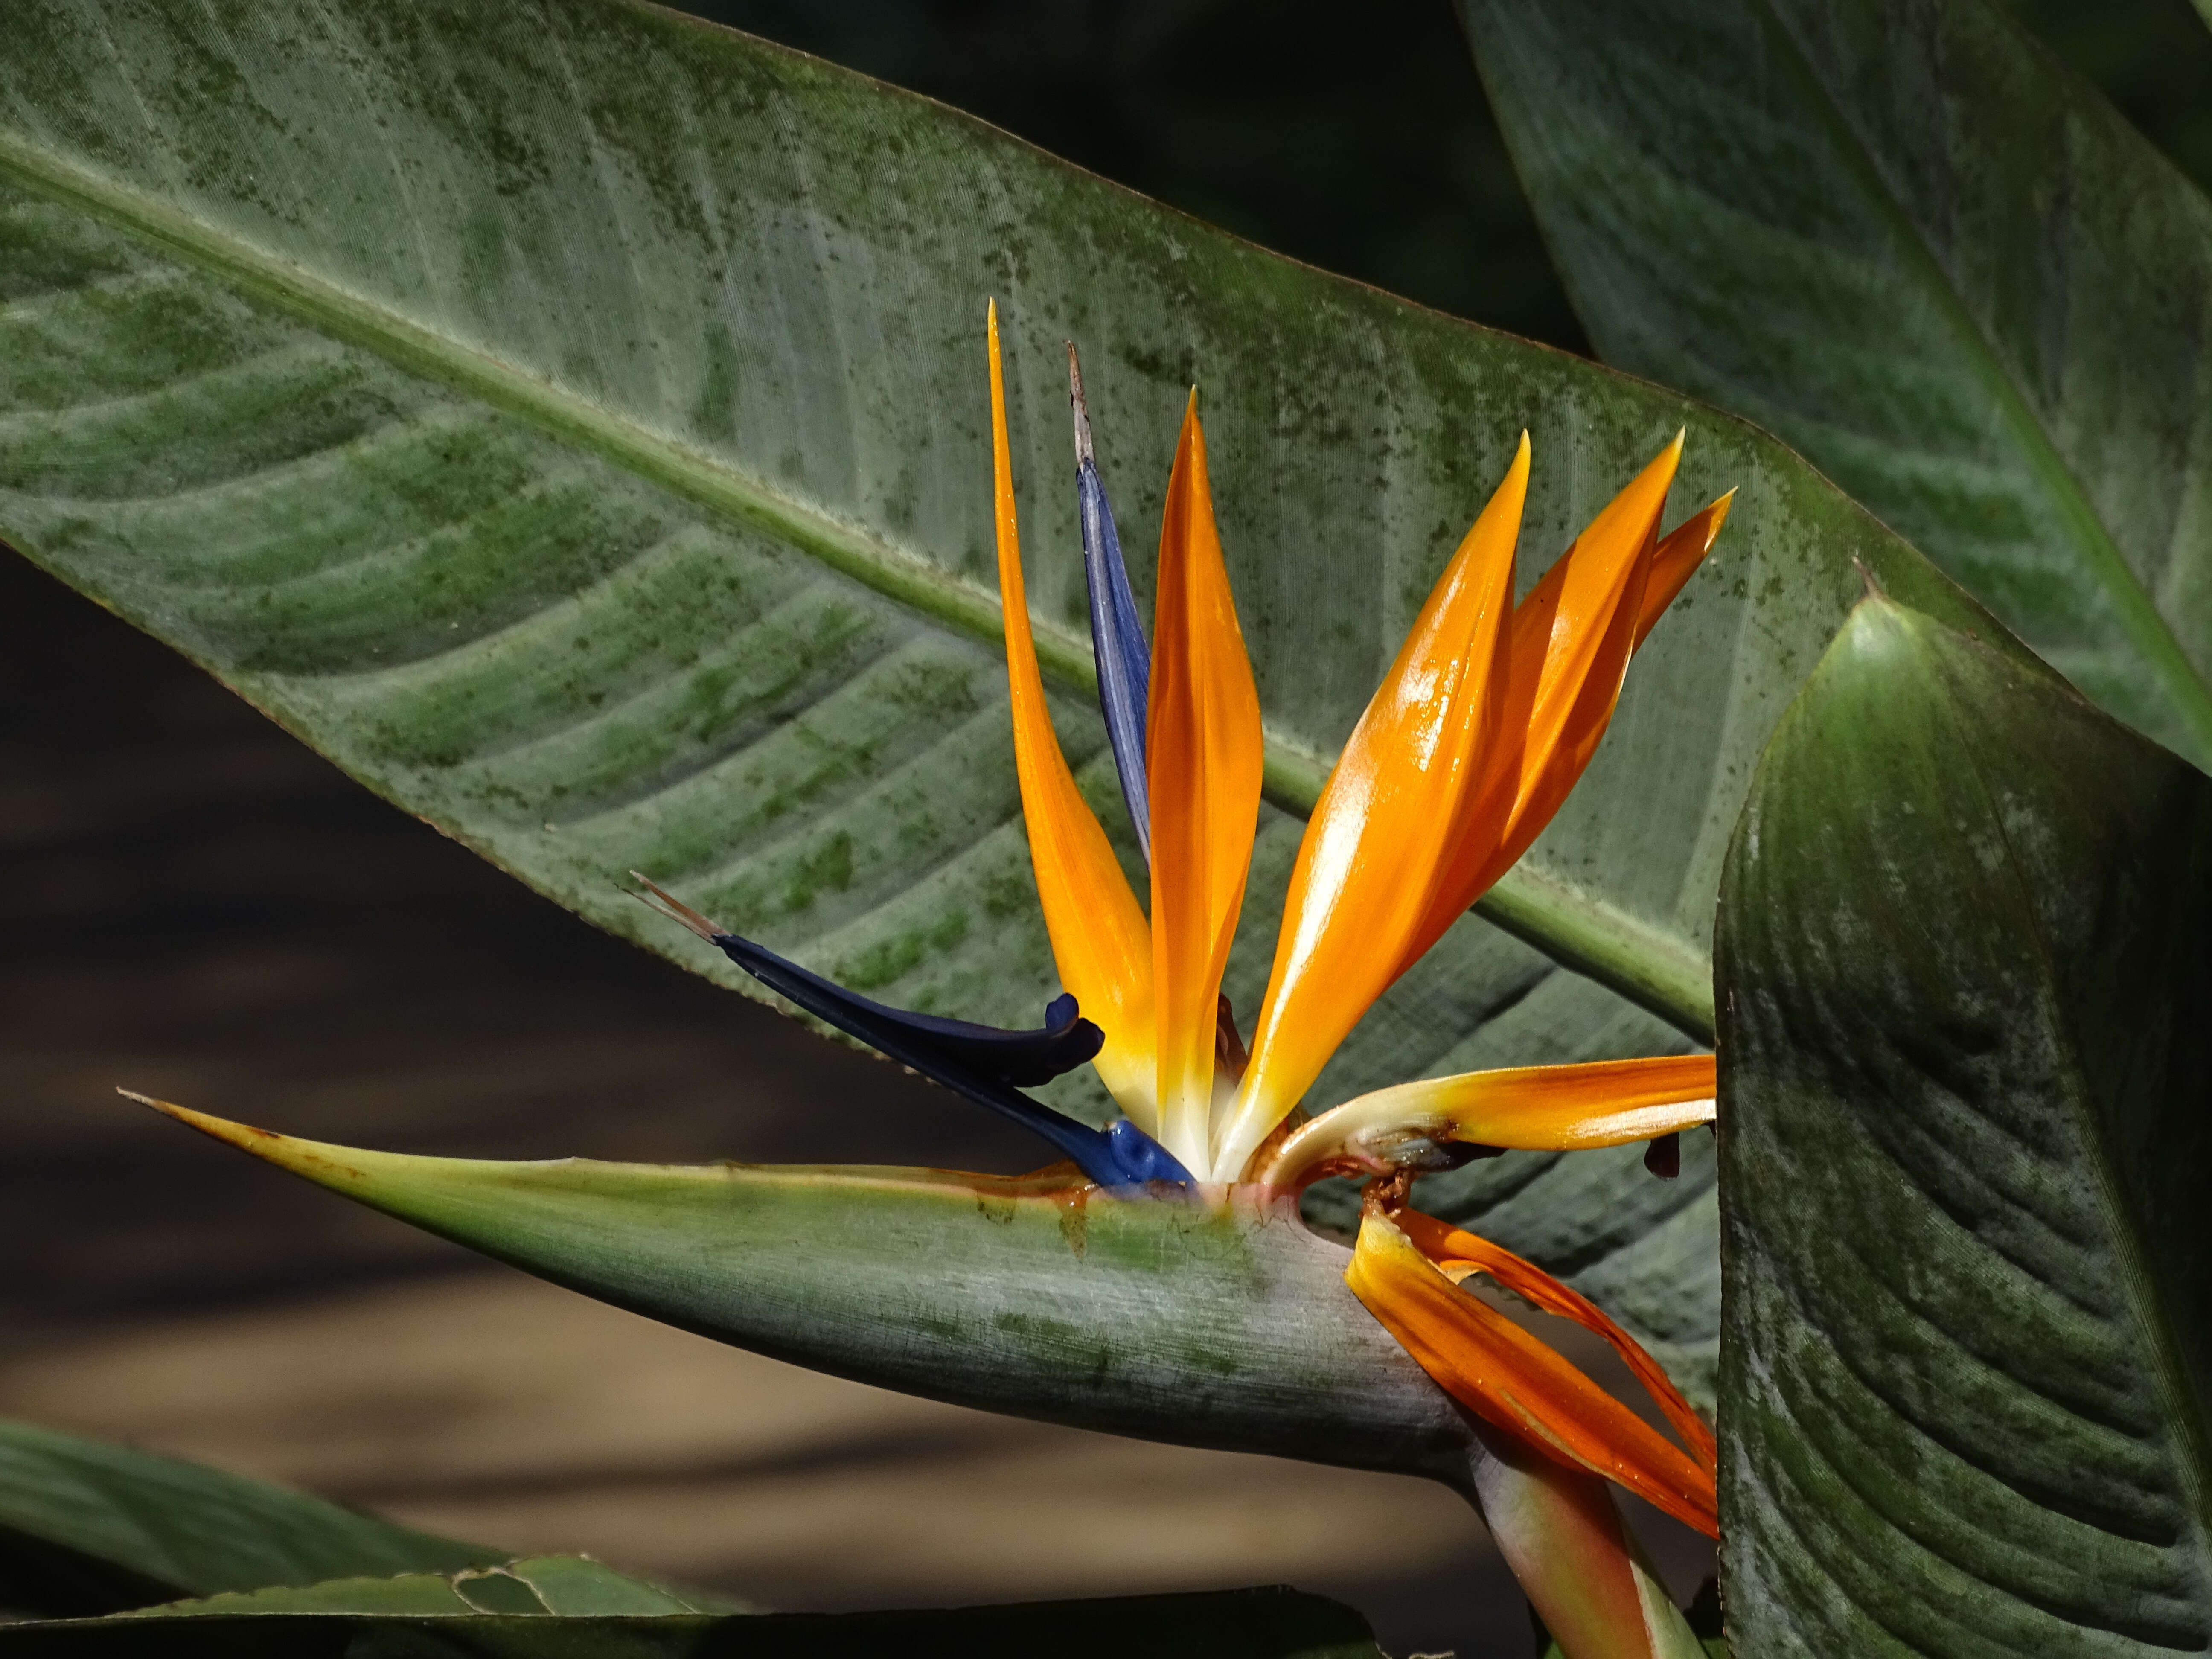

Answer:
[641,302,1735,1550]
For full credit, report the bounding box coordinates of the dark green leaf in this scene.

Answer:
[104,1556,723,1618]
[0,1584,1381,1658]
[0,1418,501,1619]
[1715,595,2212,1650]
[1459,0,2212,770]
[0,0,2016,1394]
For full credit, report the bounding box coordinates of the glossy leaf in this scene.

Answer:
[0,1418,501,1619]
[0,1583,1382,1658]
[1715,595,2212,1651]
[1458,0,2212,771]
[0,0,2022,1395]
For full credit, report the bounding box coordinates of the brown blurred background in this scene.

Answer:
[5,2,2208,1655]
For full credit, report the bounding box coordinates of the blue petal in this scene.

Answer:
[1105,1118,1196,1185]
[709,928,1193,1190]
[713,930,1100,1087]
[1069,344,1152,862]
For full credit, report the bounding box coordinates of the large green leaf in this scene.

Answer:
[1714,594,2212,1650]
[1458,0,2212,771]
[0,1580,1381,1658]
[0,0,2010,1394]
[0,1418,502,1619]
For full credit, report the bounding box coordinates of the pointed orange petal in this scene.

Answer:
[1258,1052,1716,1188]
[1347,1208,1718,1538]
[1633,491,1732,652]
[1345,1203,1708,1540]
[1394,436,1685,977]
[1217,439,1528,1181]
[988,303,1157,1126]
[1398,1208,1719,1476]
[1146,393,1263,1173]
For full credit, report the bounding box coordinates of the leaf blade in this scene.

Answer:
[1458,0,2212,768]
[0,0,2029,1396]
[0,1419,501,1619]
[0,1585,1382,1659]
[1714,596,2212,1650]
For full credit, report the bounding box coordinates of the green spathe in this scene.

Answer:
[138,1105,1473,1475]
[1716,594,2212,1651]
[136,1099,1707,1656]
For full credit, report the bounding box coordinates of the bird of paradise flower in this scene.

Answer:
[627,303,1733,1629]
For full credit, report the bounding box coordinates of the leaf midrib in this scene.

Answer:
[0,128,1717,1044]
[1755,0,2212,765]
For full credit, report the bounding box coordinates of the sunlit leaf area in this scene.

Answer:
[3,2,2209,1655]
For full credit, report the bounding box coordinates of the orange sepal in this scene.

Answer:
[1346,1206,1718,1538]
[1397,1209,1719,1476]
[987,304,1157,1124]
[1394,436,1685,976]
[1257,1051,1716,1189]
[1219,437,1528,1180]
[1146,393,1263,1170]
[1633,491,1732,651]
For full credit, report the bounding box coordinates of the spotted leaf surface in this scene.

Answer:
[0,0,2017,1397]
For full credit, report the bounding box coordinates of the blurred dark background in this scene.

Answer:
[5,2,2208,1655]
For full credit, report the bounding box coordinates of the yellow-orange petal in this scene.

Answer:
[1346,1207,1718,1538]
[1397,1209,1719,1475]
[1258,1052,1717,1188]
[1634,491,1732,652]
[988,303,1158,1125]
[1145,393,1263,1173]
[1394,435,1685,978]
[1214,438,1529,1182]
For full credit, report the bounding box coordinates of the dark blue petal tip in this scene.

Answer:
[630,875,1190,1192]
[1104,1118,1196,1187]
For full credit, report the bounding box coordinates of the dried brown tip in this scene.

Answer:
[628,872,725,940]
[1066,341,1095,469]
[119,1088,276,1153]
